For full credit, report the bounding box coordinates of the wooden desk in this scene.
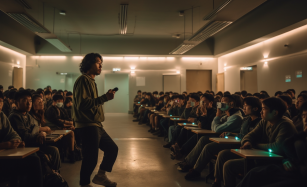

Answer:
[184,126,202,130]
[45,134,63,143]
[178,123,198,127]
[231,149,283,175]
[209,138,241,144]
[136,104,141,106]
[170,118,186,122]
[51,130,72,136]
[0,147,39,159]
[145,107,155,110]
[191,129,220,140]
[162,115,180,118]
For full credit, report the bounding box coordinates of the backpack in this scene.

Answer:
[44,171,69,187]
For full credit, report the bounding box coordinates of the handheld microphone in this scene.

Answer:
[112,87,119,92]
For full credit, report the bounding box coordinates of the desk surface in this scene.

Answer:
[184,126,202,130]
[178,123,198,127]
[0,147,39,159]
[209,138,241,144]
[162,115,180,118]
[51,130,72,136]
[45,134,63,143]
[191,129,220,135]
[170,118,186,121]
[231,149,283,159]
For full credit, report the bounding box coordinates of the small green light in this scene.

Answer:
[183,123,186,125]
[235,137,239,140]
[225,136,228,139]
[138,102,140,103]
[170,115,172,116]
[268,149,272,153]
[297,75,302,78]
[192,123,194,124]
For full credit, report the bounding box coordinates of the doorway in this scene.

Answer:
[186,70,212,93]
[104,74,129,113]
[240,65,258,93]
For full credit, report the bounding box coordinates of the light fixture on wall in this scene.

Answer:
[224,63,227,66]
[113,68,121,72]
[56,72,67,75]
[176,71,180,74]
[119,4,128,35]
[264,61,268,65]
[59,11,66,16]
[131,70,135,74]
[203,0,233,20]
[130,67,135,70]
[17,61,20,65]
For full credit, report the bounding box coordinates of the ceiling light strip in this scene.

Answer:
[189,21,232,41]
[203,0,233,20]
[119,4,128,35]
[7,13,49,33]
[17,0,32,9]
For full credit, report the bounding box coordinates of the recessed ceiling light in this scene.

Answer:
[59,11,66,16]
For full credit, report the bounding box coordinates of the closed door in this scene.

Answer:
[240,66,258,93]
[186,70,212,93]
[13,67,23,89]
[217,73,224,93]
[104,74,129,113]
[163,75,181,93]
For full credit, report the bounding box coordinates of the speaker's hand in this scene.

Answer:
[106,89,115,100]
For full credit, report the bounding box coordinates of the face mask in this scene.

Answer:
[220,104,230,111]
[56,102,63,108]
[191,102,195,107]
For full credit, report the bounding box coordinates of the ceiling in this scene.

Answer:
[3,0,228,39]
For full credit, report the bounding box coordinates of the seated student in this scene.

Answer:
[148,97,165,132]
[275,91,283,97]
[260,90,270,97]
[8,90,61,172]
[182,91,187,96]
[150,95,171,133]
[292,94,307,132]
[179,96,262,180]
[137,93,156,124]
[287,89,299,118]
[66,91,73,99]
[0,91,43,187]
[2,89,16,117]
[64,97,73,119]
[212,97,297,187]
[278,95,293,119]
[240,90,247,99]
[0,85,3,92]
[253,92,261,98]
[8,85,14,90]
[134,90,142,103]
[44,90,52,109]
[45,94,75,130]
[159,91,164,98]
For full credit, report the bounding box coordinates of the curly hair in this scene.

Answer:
[79,53,102,74]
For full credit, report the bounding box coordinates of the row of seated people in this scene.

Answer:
[0,85,80,187]
[133,89,307,187]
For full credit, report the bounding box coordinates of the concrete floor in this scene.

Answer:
[61,113,212,187]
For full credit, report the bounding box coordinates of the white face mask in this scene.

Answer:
[56,102,63,108]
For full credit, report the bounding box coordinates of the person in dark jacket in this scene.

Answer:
[2,89,16,117]
[45,94,74,130]
[8,90,61,172]
[72,53,117,187]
